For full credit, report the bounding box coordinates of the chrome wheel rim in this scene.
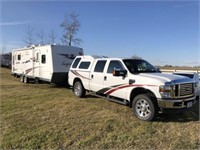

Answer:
[74,82,81,96]
[135,99,151,118]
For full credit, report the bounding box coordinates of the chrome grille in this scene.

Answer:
[175,83,194,98]
[180,83,193,96]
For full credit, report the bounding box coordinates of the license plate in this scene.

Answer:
[187,102,193,108]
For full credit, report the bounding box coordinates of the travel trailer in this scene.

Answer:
[12,45,83,84]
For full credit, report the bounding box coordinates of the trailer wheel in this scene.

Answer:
[73,81,86,98]
[20,75,24,83]
[35,78,41,84]
[24,76,29,83]
[132,94,157,121]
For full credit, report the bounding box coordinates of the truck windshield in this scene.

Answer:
[123,59,158,73]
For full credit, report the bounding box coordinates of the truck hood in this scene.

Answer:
[137,73,193,85]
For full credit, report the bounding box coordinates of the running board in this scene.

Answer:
[89,92,129,105]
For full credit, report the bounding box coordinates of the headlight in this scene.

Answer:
[159,85,172,98]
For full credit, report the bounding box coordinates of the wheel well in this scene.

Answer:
[73,78,81,85]
[73,78,82,91]
[129,88,157,108]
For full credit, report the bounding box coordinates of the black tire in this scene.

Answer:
[24,76,29,83]
[73,81,86,98]
[132,94,157,121]
[35,78,41,84]
[20,75,24,83]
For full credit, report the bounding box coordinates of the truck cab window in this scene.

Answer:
[107,60,124,73]
[41,55,46,64]
[94,60,106,72]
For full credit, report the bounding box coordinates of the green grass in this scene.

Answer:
[1,68,199,149]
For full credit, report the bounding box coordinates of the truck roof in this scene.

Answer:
[76,55,143,61]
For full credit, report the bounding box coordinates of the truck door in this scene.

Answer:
[103,60,129,99]
[89,60,107,92]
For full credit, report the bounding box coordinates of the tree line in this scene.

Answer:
[24,12,82,47]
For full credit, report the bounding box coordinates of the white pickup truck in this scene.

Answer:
[68,55,196,121]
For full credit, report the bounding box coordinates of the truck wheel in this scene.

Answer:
[24,76,29,83]
[132,94,156,121]
[73,81,86,98]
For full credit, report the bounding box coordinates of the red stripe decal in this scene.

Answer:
[104,84,157,95]
[71,70,90,80]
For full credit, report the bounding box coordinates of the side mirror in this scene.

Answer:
[113,69,127,77]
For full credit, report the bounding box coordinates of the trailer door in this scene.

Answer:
[34,49,40,77]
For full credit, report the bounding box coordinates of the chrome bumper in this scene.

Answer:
[157,96,196,109]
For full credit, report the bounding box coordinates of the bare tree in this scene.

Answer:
[24,26,35,46]
[60,12,82,46]
[49,30,57,45]
[131,55,142,59]
[37,29,46,45]
[0,41,7,54]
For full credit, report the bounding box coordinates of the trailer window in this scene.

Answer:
[17,55,21,60]
[94,60,107,72]
[72,58,81,68]
[36,52,39,61]
[41,55,46,64]
[79,61,90,69]
[13,56,15,65]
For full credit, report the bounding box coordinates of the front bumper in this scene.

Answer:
[157,96,196,109]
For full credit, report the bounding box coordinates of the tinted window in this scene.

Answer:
[107,60,124,73]
[72,58,81,68]
[41,55,46,64]
[17,55,21,60]
[79,61,91,69]
[123,59,157,73]
[94,60,106,72]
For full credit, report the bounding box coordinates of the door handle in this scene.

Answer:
[104,76,107,81]
[129,79,135,84]
[91,75,94,79]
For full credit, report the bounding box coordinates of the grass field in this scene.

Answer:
[1,68,200,149]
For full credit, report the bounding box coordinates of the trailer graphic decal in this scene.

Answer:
[58,53,75,60]
[25,67,40,74]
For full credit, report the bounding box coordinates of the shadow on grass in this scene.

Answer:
[155,101,199,122]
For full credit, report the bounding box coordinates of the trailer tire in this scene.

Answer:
[73,81,86,98]
[24,76,29,83]
[35,78,41,84]
[132,94,156,121]
[20,75,24,83]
